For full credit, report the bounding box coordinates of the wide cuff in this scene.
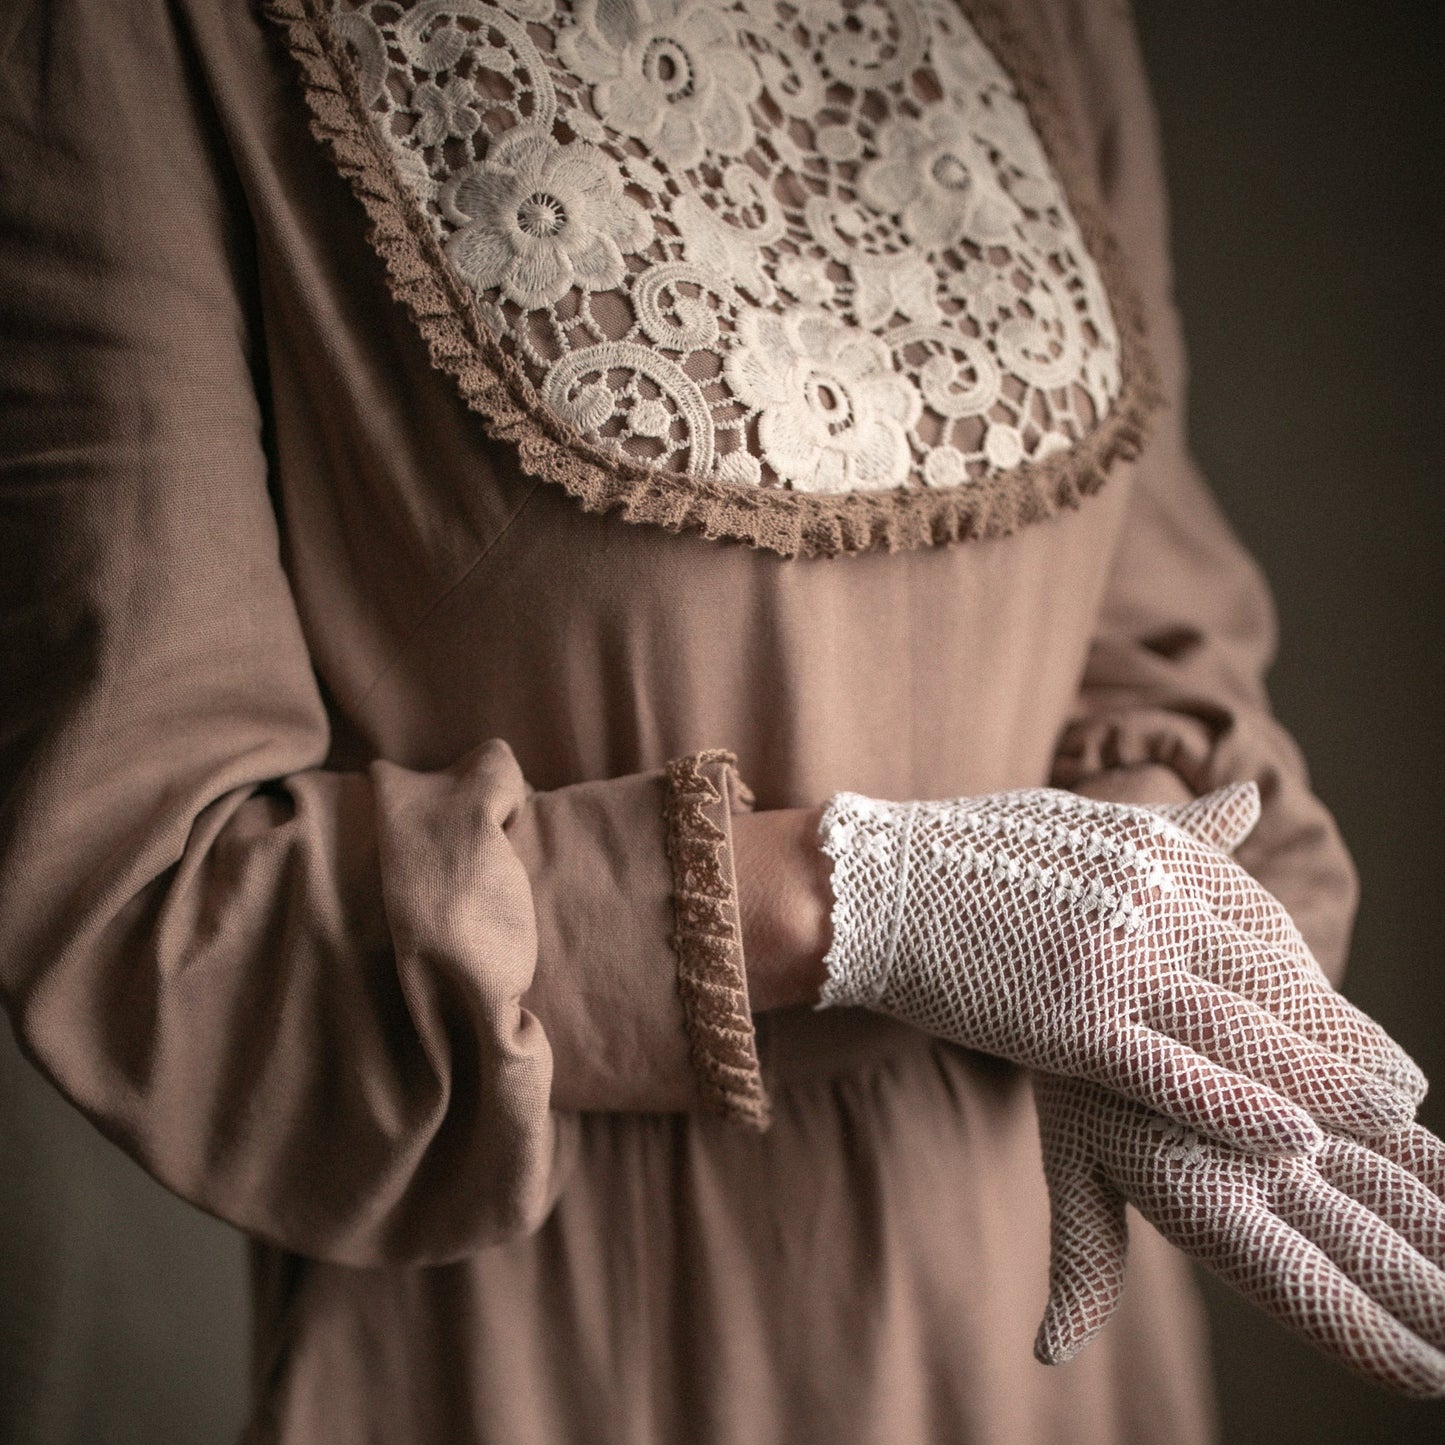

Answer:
[663,750,770,1131]
[510,767,707,1116]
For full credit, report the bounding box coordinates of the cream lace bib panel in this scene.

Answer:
[297,0,1153,553]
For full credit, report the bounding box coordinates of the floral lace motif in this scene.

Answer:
[329,0,1123,497]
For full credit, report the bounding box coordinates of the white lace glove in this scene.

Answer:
[1033,1074,1445,1396]
[817,782,1424,1153]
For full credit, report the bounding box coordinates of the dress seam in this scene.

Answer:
[354,478,542,710]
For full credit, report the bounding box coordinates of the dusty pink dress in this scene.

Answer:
[0,1,1357,1440]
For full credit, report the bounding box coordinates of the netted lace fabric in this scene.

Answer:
[1145,792,1427,1108]
[323,0,1125,498]
[817,783,1425,1153]
[1033,1076,1445,1397]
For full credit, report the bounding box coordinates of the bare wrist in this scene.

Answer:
[732,806,833,1012]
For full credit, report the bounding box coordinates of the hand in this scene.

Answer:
[1032,1073,1445,1397]
[1143,789,1427,1109]
[816,782,1422,1153]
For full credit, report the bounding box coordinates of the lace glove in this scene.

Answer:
[817,783,1424,1153]
[1032,1073,1445,1396]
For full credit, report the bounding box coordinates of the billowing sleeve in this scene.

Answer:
[0,0,766,1272]
[1047,2,1359,983]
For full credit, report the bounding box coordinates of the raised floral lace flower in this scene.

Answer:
[672,191,774,303]
[1020,215,1067,258]
[440,125,652,309]
[713,449,763,486]
[852,254,940,328]
[741,0,827,118]
[858,105,1020,249]
[411,77,483,146]
[951,258,1017,326]
[971,94,1051,180]
[929,17,1009,98]
[332,6,388,105]
[818,0,927,89]
[630,397,673,439]
[982,422,1024,471]
[725,311,922,492]
[776,254,835,307]
[333,0,1126,507]
[1008,171,1059,215]
[815,123,864,163]
[557,0,761,169]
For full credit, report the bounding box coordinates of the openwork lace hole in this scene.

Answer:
[282,0,1163,553]
[642,36,695,99]
[930,152,973,192]
[516,192,566,238]
[804,373,854,432]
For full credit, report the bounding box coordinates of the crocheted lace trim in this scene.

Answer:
[267,0,1161,555]
[662,750,769,1130]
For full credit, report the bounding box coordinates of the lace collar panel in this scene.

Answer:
[270,0,1159,556]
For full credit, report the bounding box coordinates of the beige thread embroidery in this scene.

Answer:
[268,0,1162,555]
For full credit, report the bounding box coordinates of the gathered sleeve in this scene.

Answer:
[1047,1,1359,983]
[0,0,766,1272]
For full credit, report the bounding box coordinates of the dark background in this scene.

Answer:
[1134,3,1445,1440]
[1,4,1442,1441]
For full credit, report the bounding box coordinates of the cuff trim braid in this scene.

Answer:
[663,750,770,1131]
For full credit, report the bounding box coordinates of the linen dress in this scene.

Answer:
[0,1,1359,1441]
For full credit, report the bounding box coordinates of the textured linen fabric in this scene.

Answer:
[0,2,1358,1442]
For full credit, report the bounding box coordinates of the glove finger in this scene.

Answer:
[1193,916,1428,1108]
[1315,1131,1445,1270]
[1033,1161,1129,1365]
[1149,781,1261,855]
[1271,1168,1445,1353]
[1150,971,1416,1139]
[1171,843,1312,952]
[1187,870,1426,1111]
[1096,1023,1322,1155]
[1145,1194,1445,1398]
[1371,1122,1445,1200]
